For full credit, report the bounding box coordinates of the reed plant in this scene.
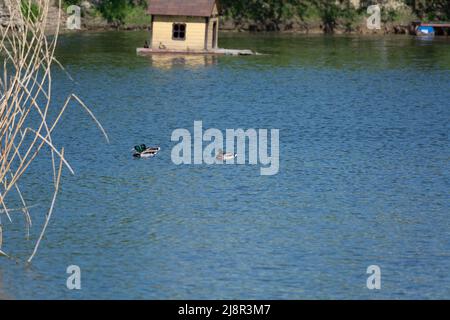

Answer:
[0,0,108,262]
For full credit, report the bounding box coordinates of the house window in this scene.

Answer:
[172,23,186,40]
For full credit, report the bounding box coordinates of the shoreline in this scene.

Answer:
[3,2,449,37]
[57,27,449,38]
[60,24,412,34]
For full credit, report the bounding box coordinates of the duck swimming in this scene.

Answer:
[133,144,160,158]
[216,149,237,161]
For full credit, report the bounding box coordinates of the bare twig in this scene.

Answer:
[0,0,107,261]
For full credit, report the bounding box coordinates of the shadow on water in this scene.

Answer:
[148,55,218,69]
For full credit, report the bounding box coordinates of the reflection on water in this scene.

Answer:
[0,31,449,299]
[148,54,218,69]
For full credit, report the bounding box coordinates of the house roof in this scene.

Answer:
[148,0,219,17]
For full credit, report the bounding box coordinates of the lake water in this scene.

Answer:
[0,32,449,299]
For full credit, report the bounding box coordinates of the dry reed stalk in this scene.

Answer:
[0,0,108,262]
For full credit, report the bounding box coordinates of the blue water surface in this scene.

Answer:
[0,32,449,299]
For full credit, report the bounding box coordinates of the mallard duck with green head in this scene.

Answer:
[133,144,160,158]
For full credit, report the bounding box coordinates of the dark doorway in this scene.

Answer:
[212,22,217,48]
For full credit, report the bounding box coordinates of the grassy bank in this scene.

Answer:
[59,0,449,33]
[61,0,150,30]
[220,0,419,34]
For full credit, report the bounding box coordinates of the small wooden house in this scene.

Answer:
[148,0,220,52]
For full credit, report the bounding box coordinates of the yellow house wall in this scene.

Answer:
[151,16,207,50]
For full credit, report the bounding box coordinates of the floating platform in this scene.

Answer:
[137,48,256,56]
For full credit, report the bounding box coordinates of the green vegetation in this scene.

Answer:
[98,0,129,24]
[21,0,42,22]
[221,0,449,32]
[62,0,81,6]
[122,5,150,26]
[404,0,450,21]
[90,0,148,25]
[60,0,450,32]
[58,0,147,27]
